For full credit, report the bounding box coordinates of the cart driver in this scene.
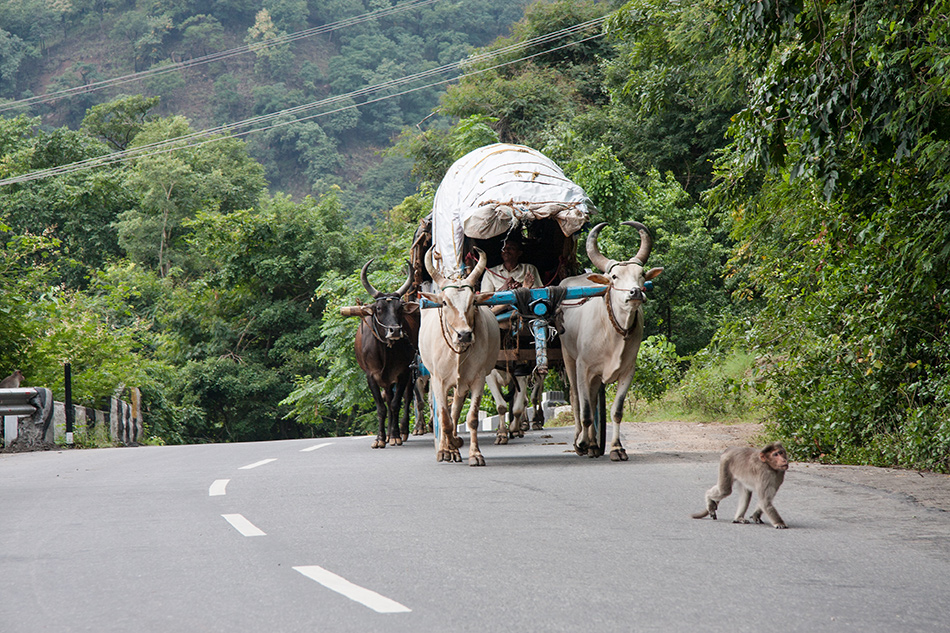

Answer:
[480,235,542,316]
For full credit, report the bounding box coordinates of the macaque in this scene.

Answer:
[0,369,24,388]
[692,442,789,529]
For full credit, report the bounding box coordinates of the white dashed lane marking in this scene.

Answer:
[293,565,411,613]
[239,458,277,470]
[300,442,334,452]
[209,479,230,496]
[222,514,266,537]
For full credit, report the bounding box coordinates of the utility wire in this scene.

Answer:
[0,0,442,114]
[0,17,607,187]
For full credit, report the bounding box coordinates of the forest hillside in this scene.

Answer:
[1,0,531,221]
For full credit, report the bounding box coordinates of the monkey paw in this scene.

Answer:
[774,523,788,529]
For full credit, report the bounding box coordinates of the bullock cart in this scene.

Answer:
[412,143,618,457]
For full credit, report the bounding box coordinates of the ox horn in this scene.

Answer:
[395,260,414,297]
[622,220,653,265]
[360,259,381,298]
[424,247,445,286]
[465,247,488,286]
[586,222,618,273]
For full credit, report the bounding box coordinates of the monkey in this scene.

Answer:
[692,442,789,529]
[0,369,24,388]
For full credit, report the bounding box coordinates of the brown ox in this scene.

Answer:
[558,222,663,460]
[354,261,419,448]
[419,248,501,466]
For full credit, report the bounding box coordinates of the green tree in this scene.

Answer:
[712,0,950,470]
[0,115,133,284]
[601,0,748,196]
[0,28,36,97]
[246,8,293,77]
[115,115,266,277]
[81,94,160,151]
[180,14,225,58]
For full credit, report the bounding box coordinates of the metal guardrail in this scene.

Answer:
[1,387,55,448]
[0,388,43,416]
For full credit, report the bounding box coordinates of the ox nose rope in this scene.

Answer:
[366,304,405,347]
[604,283,641,339]
[436,284,477,355]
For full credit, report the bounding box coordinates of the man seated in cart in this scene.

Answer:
[480,233,542,307]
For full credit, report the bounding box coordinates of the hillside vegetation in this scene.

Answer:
[1,0,947,471]
[1,0,531,219]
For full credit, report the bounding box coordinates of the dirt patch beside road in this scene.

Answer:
[617,420,950,513]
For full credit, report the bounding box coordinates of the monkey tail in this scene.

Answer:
[691,510,709,519]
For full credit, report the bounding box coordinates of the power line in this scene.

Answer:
[0,17,607,187]
[0,0,442,114]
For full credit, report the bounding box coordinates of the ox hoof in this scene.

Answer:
[494,434,508,445]
[574,444,586,456]
[437,450,462,463]
[531,422,544,430]
[609,448,628,462]
[587,447,602,458]
[389,436,403,446]
[469,454,486,467]
[508,429,524,439]
[372,438,386,449]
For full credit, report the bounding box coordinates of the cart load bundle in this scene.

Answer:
[429,143,593,279]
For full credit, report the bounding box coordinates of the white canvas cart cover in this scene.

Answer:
[430,143,592,277]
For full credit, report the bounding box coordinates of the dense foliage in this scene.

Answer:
[710,0,950,470]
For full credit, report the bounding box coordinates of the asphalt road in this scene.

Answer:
[2,426,949,632]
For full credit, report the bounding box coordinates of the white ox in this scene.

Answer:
[558,221,663,461]
[419,248,501,466]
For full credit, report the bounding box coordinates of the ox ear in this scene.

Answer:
[585,273,611,285]
[645,267,664,281]
[421,291,441,304]
[402,301,420,314]
[475,292,495,305]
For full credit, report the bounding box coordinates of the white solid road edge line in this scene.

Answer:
[293,565,411,614]
[221,514,266,537]
[239,458,277,470]
[209,479,230,496]
[301,442,334,452]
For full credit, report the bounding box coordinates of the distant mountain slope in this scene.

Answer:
[1,0,531,218]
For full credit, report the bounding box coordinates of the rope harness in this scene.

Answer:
[560,280,641,339]
[436,284,476,355]
[362,296,406,346]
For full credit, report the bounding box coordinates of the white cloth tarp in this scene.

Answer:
[430,143,592,277]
